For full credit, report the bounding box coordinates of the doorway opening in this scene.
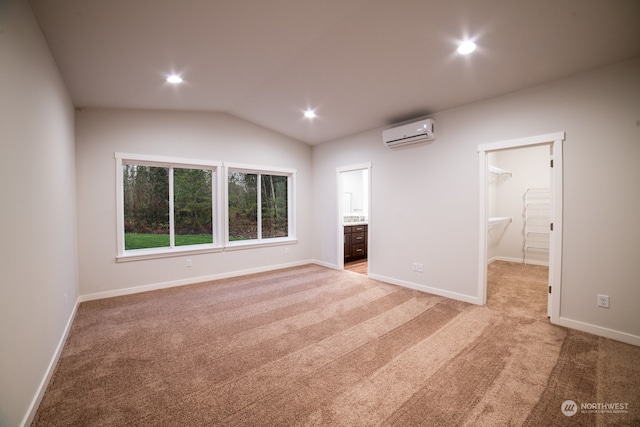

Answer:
[478,133,564,323]
[486,144,550,319]
[337,163,371,275]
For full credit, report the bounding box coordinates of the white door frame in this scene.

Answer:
[337,163,372,271]
[477,132,564,323]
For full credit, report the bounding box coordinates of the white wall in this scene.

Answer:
[0,1,78,426]
[312,57,640,344]
[75,109,313,297]
[488,145,550,264]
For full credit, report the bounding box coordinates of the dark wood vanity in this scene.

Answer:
[344,224,367,261]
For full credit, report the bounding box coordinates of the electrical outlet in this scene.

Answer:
[285,247,290,254]
[186,259,192,267]
[597,294,609,308]
[417,263,424,272]
[412,263,417,271]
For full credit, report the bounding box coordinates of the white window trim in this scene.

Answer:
[224,162,297,249]
[115,153,223,262]
[115,155,297,262]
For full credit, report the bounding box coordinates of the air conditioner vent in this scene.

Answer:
[382,119,435,148]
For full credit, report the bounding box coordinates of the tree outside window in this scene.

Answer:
[261,174,288,238]
[123,164,213,250]
[228,171,289,241]
[116,154,295,260]
[228,172,258,241]
[174,168,213,246]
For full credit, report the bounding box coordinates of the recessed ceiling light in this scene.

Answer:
[304,109,316,119]
[166,74,183,84]
[457,41,476,55]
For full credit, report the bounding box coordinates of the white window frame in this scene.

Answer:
[115,153,223,262]
[224,162,297,250]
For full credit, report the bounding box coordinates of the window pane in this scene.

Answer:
[228,172,257,240]
[123,165,169,249]
[174,168,213,246]
[261,174,288,238]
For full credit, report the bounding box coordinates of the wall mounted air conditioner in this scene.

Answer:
[382,118,436,148]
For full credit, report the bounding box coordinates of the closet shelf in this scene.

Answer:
[488,165,512,184]
[524,187,550,264]
[488,216,512,229]
[488,165,512,176]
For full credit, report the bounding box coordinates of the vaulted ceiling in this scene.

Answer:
[29,0,640,144]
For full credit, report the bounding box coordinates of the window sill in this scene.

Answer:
[116,245,223,263]
[116,238,298,262]
[224,238,297,251]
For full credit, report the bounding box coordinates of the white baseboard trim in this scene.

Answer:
[368,273,481,305]
[311,259,339,270]
[555,316,640,347]
[22,300,80,427]
[487,256,548,267]
[488,256,521,264]
[523,259,549,267]
[79,260,313,303]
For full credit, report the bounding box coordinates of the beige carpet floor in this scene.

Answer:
[32,263,640,426]
[487,260,549,320]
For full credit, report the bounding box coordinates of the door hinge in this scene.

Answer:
[550,223,554,231]
[549,286,552,294]
[550,159,554,168]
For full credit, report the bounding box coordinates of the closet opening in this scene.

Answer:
[477,133,564,324]
[337,163,371,275]
[487,145,550,318]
